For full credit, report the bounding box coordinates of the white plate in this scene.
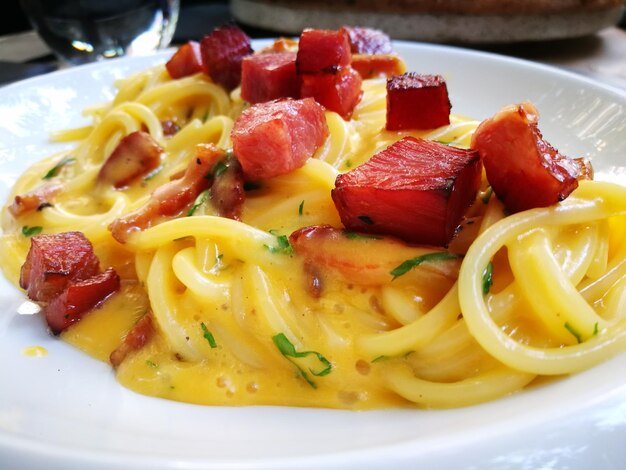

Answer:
[0,42,625,470]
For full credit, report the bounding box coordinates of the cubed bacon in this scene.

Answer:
[20,232,100,302]
[471,102,584,213]
[231,98,329,180]
[340,26,393,55]
[45,268,120,335]
[109,144,224,243]
[165,41,203,79]
[9,183,62,217]
[386,73,451,130]
[351,54,406,79]
[332,137,482,246]
[210,154,245,220]
[98,131,162,189]
[110,314,155,367]
[290,225,460,286]
[200,24,253,90]
[296,28,351,74]
[300,66,363,120]
[241,52,300,103]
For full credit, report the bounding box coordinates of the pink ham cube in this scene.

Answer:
[232,98,329,180]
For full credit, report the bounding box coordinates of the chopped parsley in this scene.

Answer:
[42,156,75,180]
[212,160,228,178]
[371,355,388,363]
[298,200,304,216]
[187,189,210,216]
[264,230,293,255]
[564,322,582,344]
[200,322,217,348]
[358,215,374,225]
[482,261,494,295]
[372,350,412,362]
[390,252,462,280]
[481,187,493,205]
[145,360,158,369]
[272,333,332,388]
[344,159,353,169]
[343,231,382,240]
[21,225,43,237]
[593,322,599,336]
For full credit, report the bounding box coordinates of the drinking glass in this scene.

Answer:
[20,0,179,65]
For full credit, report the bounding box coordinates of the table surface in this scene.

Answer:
[487,26,626,91]
[1,7,624,91]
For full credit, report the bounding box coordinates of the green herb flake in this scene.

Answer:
[187,189,210,216]
[481,187,493,205]
[390,252,462,280]
[200,322,217,348]
[564,322,582,344]
[42,157,75,180]
[146,360,158,369]
[212,160,228,178]
[264,230,293,255]
[21,225,43,237]
[272,333,332,389]
[482,261,494,295]
[371,355,388,363]
[593,322,599,336]
[358,215,374,225]
[298,200,304,216]
[343,231,382,240]
[344,159,353,169]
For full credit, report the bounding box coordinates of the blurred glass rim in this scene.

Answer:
[18,0,180,64]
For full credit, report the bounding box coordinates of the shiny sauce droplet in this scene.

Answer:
[22,346,48,357]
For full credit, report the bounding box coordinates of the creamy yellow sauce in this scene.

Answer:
[62,267,425,409]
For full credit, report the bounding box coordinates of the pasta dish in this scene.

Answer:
[1,26,625,410]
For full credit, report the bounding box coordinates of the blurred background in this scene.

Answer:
[0,0,624,86]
